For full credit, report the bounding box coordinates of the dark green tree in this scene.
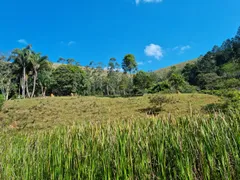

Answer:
[133,71,152,93]
[122,54,137,74]
[52,65,85,96]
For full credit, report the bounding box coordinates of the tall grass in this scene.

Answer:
[1,111,240,179]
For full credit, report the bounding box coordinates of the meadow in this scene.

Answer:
[2,93,240,179]
[0,93,220,131]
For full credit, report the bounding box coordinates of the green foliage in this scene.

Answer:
[122,54,137,74]
[215,78,240,89]
[133,71,152,93]
[196,73,220,90]
[149,80,171,93]
[204,90,240,112]
[182,26,240,90]
[179,83,197,93]
[52,65,86,96]
[223,91,240,111]
[169,73,186,92]
[182,63,198,85]
[0,94,4,110]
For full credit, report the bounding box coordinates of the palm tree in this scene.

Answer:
[30,52,49,98]
[10,45,32,98]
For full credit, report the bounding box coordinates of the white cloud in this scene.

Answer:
[17,39,28,45]
[144,43,163,60]
[68,41,76,46]
[136,0,163,5]
[60,41,76,46]
[137,61,144,65]
[173,45,191,54]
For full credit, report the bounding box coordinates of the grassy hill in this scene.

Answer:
[1,94,240,179]
[0,93,220,132]
[155,58,198,77]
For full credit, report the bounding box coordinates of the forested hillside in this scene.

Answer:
[182,28,240,90]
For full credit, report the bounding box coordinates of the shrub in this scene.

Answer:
[203,90,240,112]
[149,80,171,93]
[224,91,240,111]
[179,83,197,93]
[149,95,174,111]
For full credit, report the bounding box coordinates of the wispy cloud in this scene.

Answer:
[60,41,76,46]
[17,39,28,45]
[173,45,191,54]
[148,60,152,64]
[137,61,144,65]
[144,43,163,60]
[68,41,76,46]
[136,0,163,5]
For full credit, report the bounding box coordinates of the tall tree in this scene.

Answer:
[29,52,49,98]
[38,70,53,97]
[106,58,120,95]
[9,45,32,98]
[122,54,137,74]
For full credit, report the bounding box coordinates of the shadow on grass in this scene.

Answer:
[138,107,163,115]
[96,94,144,98]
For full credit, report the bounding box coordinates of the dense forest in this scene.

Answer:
[0,27,240,100]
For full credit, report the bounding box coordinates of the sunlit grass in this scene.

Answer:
[0,111,240,179]
[0,94,220,131]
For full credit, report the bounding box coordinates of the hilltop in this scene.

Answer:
[155,58,198,77]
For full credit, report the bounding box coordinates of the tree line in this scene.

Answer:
[0,27,240,100]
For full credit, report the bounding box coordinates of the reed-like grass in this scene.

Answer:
[1,111,240,179]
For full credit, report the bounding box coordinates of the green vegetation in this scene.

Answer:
[1,111,240,179]
[0,94,219,131]
[0,94,4,110]
[182,27,240,91]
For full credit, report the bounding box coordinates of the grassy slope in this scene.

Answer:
[155,58,197,77]
[0,93,220,131]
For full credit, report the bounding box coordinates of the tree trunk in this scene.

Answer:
[5,79,11,100]
[31,69,37,98]
[43,87,47,97]
[18,84,21,98]
[40,83,43,97]
[22,66,26,98]
[26,76,30,98]
[106,84,109,96]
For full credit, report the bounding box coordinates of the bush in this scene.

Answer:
[148,80,171,93]
[149,95,174,111]
[224,91,240,111]
[179,83,197,93]
[0,94,4,110]
[203,90,240,112]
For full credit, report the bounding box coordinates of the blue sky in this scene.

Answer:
[0,0,239,71]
